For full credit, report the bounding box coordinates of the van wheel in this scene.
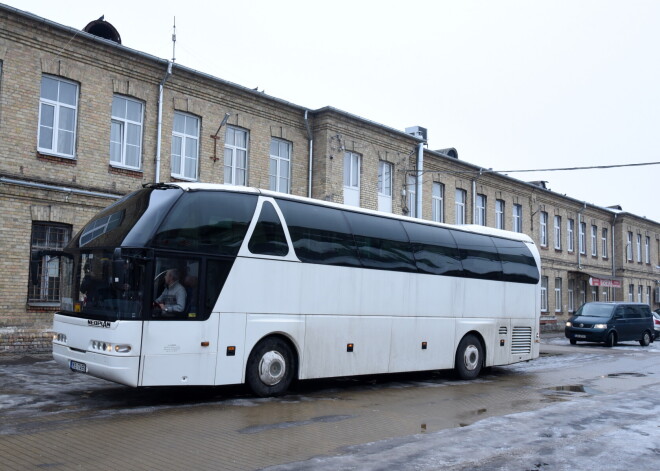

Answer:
[455,334,483,380]
[246,337,295,397]
[639,331,651,347]
[569,339,577,345]
[604,332,616,348]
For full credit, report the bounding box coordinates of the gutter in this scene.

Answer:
[415,143,424,218]
[0,176,122,200]
[155,61,173,183]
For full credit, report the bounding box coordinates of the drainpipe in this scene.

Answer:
[415,142,423,218]
[304,111,313,198]
[612,213,618,301]
[155,61,173,183]
[471,175,478,224]
[577,202,587,269]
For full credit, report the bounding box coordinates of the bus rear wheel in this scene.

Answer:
[246,337,295,397]
[455,334,483,380]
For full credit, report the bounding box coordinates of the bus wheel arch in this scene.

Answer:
[245,334,298,397]
[454,332,485,380]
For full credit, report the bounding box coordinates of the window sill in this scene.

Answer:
[171,175,198,183]
[109,165,143,178]
[37,152,77,165]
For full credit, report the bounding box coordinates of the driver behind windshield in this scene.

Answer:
[155,268,186,316]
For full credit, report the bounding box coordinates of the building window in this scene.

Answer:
[496,200,505,230]
[646,286,651,305]
[591,286,598,302]
[602,289,609,302]
[476,194,486,226]
[513,204,522,233]
[541,276,548,312]
[554,277,562,312]
[554,215,561,250]
[628,284,634,302]
[378,161,393,212]
[432,182,444,222]
[627,232,633,261]
[638,285,643,303]
[602,228,608,258]
[636,234,642,262]
[455,189,466,224]
[645,236,650,263]
[580,280,587,306]
[408,175,417,217]
[28,223,72,304]
[343,151,361,207]
[171,112,199,180]
[224,126,249,186]
[579,222,586,255]
[567,219,575,252]
[38,75,78,158]
[269,138,291,193]
[110,95,144,170]
[540,212,548,247]
[590,225,597,256]
[568,279,574,312]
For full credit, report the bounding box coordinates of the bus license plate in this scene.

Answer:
[574,334,586,339]
[69,360,87,373]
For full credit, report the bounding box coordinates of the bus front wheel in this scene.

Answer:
[455,334,483,380]
[246,337,295,397]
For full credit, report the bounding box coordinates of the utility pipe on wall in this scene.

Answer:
[304,110,313,198]
[415,142,423,218]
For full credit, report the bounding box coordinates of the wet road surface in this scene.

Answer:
[1,337,659,470]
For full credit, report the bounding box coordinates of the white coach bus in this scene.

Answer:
[51,183,541,396]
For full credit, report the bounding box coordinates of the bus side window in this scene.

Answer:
[247,201,289,256]
[276,199,361,267]
[491,237,539,285]
[402,222,462,276]
[451,230,503,281]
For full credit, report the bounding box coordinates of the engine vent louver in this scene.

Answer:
[511,327,532,354]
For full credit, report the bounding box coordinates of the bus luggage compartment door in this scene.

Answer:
[140,317,219,386]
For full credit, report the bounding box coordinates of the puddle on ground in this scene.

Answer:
[541,384,601,403]
[607,372,647,378]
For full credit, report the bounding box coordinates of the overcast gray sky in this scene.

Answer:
[7,0,660,222]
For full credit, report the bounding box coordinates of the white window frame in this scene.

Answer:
[638,285,643,303]
[591,286,598,302]
[269,138,291,194]
[580,280,587,306]
[579,222,586,255]
[645,236,650,263]
[171,112,199,180]
[627,232,633,261]
[110,95,144,170]
[432,182,444,223]
[554,277,562,312]
[554,215,561,250]
[513,204,522,233]
[455,189,466,224]
[408,175,417,218]
[38,75,78,158]
[568,279,574,313]
[636,234,642,262]
[628,284,634,302]
[567,219,575,252]
[377,161,393,198]
[476,194,486,226]
[540,212,548,247]
[541,276,548,312]
[224,126,249,186]
[602,228,608,258]
[590,225,597,256]
[496,200,505,230]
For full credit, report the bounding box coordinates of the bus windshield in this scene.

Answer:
[60,249,146,320]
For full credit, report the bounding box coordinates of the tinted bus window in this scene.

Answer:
[276,199,361,267]
[402,222,463,276]
[451,230,502,281]
[343,212,417,272]
[491,237,539,284]
[248,202,289,256]
[152,191,257,256]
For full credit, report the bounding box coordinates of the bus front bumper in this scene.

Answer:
[53,343,140,387]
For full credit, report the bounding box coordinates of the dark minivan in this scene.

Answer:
[565,302,654,347]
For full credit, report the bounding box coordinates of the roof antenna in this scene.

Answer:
[171,17,177,64]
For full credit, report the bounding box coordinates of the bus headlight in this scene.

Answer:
[91,340,131,353]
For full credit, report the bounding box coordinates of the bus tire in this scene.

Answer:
[455,334,483,380]
[246,337,295,397]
